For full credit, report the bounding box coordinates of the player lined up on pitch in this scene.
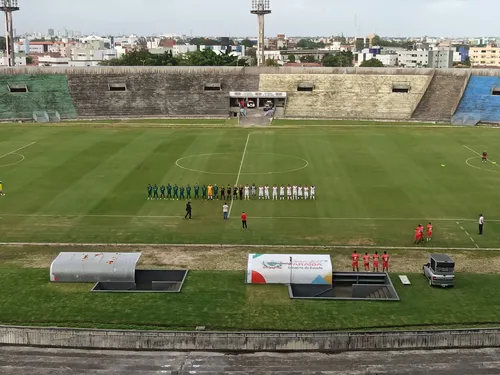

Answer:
[147,183,316,200]
[351,251,390,272]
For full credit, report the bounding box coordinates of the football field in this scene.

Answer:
[1,123,500,248]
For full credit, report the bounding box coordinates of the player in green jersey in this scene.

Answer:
[147,184,153,199]
[194,184,200,199]
[213,184,219,200]
[179,186,185,200]
[186,184,192,200]
[153,184,159,199]
[166,183,172,199]
[160,185,166,199]
[201,184,208,200]
[173,184,179,200]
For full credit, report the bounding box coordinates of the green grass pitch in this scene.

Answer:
[2,122,500,331]
[0,124,500,247]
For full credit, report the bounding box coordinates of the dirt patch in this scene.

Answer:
[346,238,376,246]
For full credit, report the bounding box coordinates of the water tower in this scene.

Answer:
[251,0,271,66]
[0,0,20,67]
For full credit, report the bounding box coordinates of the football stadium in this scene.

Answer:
[2,66,500,342]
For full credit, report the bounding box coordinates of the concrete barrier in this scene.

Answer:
[1,325,500,352]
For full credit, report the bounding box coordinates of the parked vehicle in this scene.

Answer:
[247,100,256,108]
[423,254,455,287]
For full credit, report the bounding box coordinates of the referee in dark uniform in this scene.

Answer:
[185,202,192,219]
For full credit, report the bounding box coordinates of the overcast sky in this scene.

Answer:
[15,0,499,37]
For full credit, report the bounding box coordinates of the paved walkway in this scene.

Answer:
[1,346,500,374]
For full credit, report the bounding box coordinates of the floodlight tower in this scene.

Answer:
[251,0,271,66]
[0,0,19,67]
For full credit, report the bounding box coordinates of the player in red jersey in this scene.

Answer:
[372,251,380,272]
[382,251,390,272]
[414,225,421,244]
[352,251,359,272]
[362,252,370,271]
[482,151,488,163]
[426,222,433,241]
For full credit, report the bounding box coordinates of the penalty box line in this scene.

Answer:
[0,142,37,160]
[463,145,500,168]
[228,133,250,219]
[456,221,480,249]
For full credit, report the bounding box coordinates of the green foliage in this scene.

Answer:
[25,56,33,65]
[240,39,254,48]
[100,46,243,66]
[371,34,413,49]
[355,38,366,51]
[300,55,316,63]
[322,51,354,67]
[0,36,5,51]
[288,54,296,63]
[265,58,279,67]
[189,37,220,46]
[360,58,384,67]
[297,39,325,49]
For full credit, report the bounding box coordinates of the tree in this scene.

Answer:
[189,37,218,46]
[371,34,381,47]
[265,58,279,67]
[288,54,296,63]
[300,55,316,63]
[322,51,354,67]
[240,39,254,48]
[355,38,365,52]
[297,38,325,50]
[0,36,5,51]
[360,58,384,67]
[26,56,33,65]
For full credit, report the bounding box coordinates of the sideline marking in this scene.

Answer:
[3,213,500,222]
[0,142,36,160]
[0,153,25,168]
[463,145,500,169]
[457,221,480,249]
[175,152,309,175]
[228,133,250,218]
[0,241,499,252]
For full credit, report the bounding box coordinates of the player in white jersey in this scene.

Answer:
[310,185,315,200]
[304,185,309,200]
[251,183,256,199]
[264,185,270,200]
[286,184,292,200]
[298,185,303,199]
[244,184,250,200]
[272,185,278,200]
[280,185,285,200]
[258,185,264,199]
[292,185,298,200]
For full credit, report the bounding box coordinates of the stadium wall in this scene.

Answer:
[1,325,500,352]
[1,67,500,122]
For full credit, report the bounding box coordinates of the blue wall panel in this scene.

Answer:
[456,76,500,122]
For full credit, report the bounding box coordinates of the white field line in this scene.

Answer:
[456,221,480,249]
[0,241,499,252]
[228,133,250,218]
[3,213,500,223]
[0,142,36,160]
[463,145,500,169]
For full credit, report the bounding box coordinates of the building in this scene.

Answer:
[48,29,54,37]
[37,55,70,66]
[428,48,454,69]
[397,49,453,69]
[0,54,26,66]
[357,48,398,66]
[470,45,500,67]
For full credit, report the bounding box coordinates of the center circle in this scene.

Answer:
[465,156,500,173]
[0,153,25,168]
[175,152,309,175]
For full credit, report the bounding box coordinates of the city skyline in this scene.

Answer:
[13,0,500,38]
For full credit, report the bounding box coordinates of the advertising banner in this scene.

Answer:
[246,254,332,285]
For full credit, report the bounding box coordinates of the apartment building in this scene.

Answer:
[470,45,500,67]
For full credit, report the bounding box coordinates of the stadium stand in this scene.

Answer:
[411,73,470,122]
[259,71,432,120]
[66,67,260,118]
[455,75,500,124]
[0,73,77,120]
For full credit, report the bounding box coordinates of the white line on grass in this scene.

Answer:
[0,241,499,252]
[0,142,36,160]
[456,221,480,249]
[228,133,250,218]
[463,145,500,168]
[3,213,500,223]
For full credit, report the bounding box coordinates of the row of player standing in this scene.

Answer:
[351,251,390,272]
[147,183,316,200]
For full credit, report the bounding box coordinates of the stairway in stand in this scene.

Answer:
[411,75,468,122]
